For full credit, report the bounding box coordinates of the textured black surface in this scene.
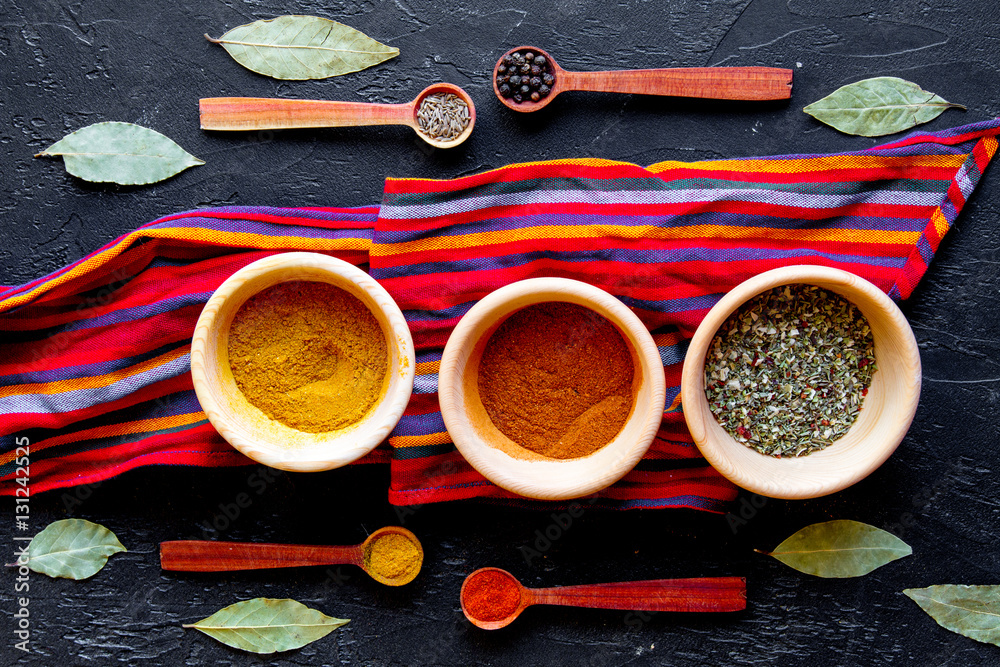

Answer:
[3,0,1000,665]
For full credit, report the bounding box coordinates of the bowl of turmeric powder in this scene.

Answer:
[191,252,415,472]
[438,277,665,500]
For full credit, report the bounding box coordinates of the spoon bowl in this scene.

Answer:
[200,83,476,148]
[460,567,746,629]
[159,526,424,586]
[493,45,793,113]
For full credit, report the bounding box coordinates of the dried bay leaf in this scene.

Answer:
[26,519,126,580]
[804,76,965,137]
[905,585,1000,646]
[757,519,911,578]
[206,15,399,80]
[184,598,349,653]
[36,122,204,185]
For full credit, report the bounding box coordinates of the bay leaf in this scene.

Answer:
[184,598,349,653]
[904,585,1000,646]
[803,76,965,137]
[36,122,204,185]
[758,519,911,578]
[26,519,126,580]
[206,15,399,80]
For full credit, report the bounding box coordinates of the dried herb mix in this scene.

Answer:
[705,284,876,457]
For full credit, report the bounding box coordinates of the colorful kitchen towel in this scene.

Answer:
[2,119,999,509]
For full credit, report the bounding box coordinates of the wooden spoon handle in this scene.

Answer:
[199,97,413,131]
[160,540,362,571]
[564,67,792,101]
[529,576,746,612]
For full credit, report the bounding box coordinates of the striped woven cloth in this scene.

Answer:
[3,119,998,510]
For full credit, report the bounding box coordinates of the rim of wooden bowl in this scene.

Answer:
[680,265,921,499]
[438,277,666,500]
[190,252,415,472]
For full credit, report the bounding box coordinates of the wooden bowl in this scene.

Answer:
[438,278,666,500]
[681,266,921,499]
[190,252,415,472]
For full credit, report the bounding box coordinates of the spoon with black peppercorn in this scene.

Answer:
[493,46,793,112]
[200,83,476,149]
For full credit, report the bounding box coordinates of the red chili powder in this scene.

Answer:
[462,569,521,622]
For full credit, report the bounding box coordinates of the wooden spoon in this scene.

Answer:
[493,46,792,112]
[460,567,746,629]
[159,526,423,586]
[200,83,475,149]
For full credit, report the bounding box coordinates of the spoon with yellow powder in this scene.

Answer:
[159,526,423,586]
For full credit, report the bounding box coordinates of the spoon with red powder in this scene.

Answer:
[460,567,746,629]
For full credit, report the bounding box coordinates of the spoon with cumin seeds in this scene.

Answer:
[200,82,475,148]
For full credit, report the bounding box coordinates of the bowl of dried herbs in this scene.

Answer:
[681,265,921,499]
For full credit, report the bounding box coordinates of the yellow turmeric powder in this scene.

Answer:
[227,280,388,433]
[365,533,422,582]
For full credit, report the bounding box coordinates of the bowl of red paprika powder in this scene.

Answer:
[680,265,921,499]
[191,252,415,472]
[438,277,665,500]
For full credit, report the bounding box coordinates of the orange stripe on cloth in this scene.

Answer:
[414,360,440,375]
[0,412,207,466]
[0,226,371,313]
[0,346,188,399]
[646,154,968,174]
[374,224,921,256]
[389,432,452,448]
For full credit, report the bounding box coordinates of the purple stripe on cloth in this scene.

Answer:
[392,412,448,437]
[0,353,190,415]
[1,341,188,386]
[147,218,375,241]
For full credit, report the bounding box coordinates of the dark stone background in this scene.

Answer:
[2,0,999,665]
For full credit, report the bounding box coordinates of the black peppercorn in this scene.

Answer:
[530,65,541,76]
[542,73,554,86]
[535,55,546,67]
[520,84,530,95]
[530,91,540,102]
[529,76,542,88]
[499,83,512,97]
[538,84,550,97]
[525,51,534,62]
[513,93,523,103]
[498,64,507,74]
[509,75,520,86]
[503,54,513,65]
[520,63,530,74]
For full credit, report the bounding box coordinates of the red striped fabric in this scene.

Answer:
[2,120,999,511]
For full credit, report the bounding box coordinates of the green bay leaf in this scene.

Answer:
[759,519,911,578]
[36,122,204,185]
[905,585,1000,646]
[184,598,349,654]
[803,76,965,137]
[207,15,399,80]
[26,519,126,580]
